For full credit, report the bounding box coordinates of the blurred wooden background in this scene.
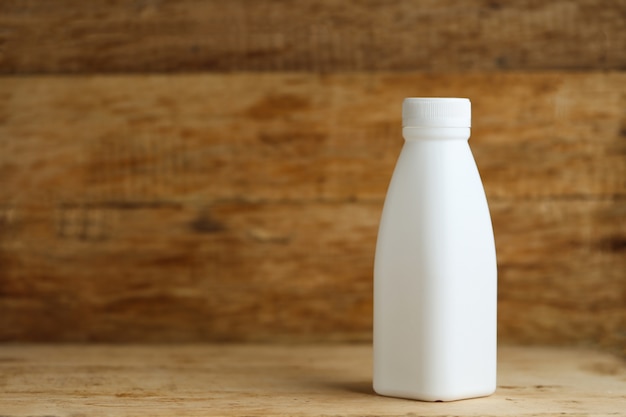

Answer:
[0,1,624,353]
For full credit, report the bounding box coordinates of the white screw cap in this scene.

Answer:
[402,98,471,128]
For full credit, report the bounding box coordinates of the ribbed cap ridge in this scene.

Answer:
[402,98,471,128]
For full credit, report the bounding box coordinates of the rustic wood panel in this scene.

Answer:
[0,72,624,349]
[1,0,625,74]
[1,345,625,416]
[1,72,624,203]
[1,200,624,352]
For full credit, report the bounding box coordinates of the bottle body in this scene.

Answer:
[373,126,497,402]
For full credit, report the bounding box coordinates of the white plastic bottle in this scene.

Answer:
[373,98,497,402]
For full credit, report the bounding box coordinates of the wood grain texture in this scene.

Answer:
[1,72,624,202]
[1,344,625,416]
[1,0,625,74]
[1,200,624,350]
[0,72,624,351]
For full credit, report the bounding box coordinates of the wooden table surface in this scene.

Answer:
[1,344,624,417]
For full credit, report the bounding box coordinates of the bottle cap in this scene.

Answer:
[402,98,471,128]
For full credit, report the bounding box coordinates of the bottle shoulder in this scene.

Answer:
[378,139,493,244]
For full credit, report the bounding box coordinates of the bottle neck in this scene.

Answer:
[402,127,470,141]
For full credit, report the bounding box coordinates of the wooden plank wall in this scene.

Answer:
[0,1,624,353]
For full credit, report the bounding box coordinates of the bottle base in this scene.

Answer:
[373,384,496,402]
